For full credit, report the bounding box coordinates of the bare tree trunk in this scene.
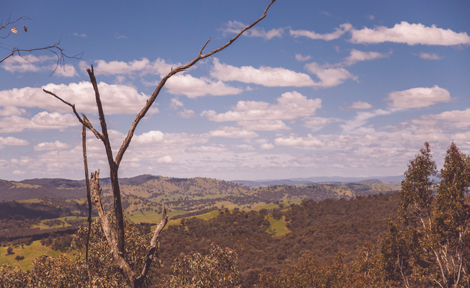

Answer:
[44,1,276,286]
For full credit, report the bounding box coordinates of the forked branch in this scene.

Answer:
[114,0,276,167]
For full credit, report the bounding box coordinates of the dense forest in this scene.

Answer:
[1,142,469,287]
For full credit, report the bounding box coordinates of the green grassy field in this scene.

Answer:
[0,240,67,270]
[30,216,89,230]
[265,214,290,237]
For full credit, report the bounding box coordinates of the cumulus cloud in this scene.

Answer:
[221,21,283,40]
[0,82,158,115]
[133,130,208,146]
[185,145,227,153]
[170,98,184,109]
[211,58,316,87]
[234,144,255,151]
[1,55,52,73]
[385,85,451,109]
[344,49,392,66]
[34,140,69,151]
[0,137,29,146]
[177,109,196,119]
[411,108,470,130]
[238,120,291,131]
[274,134,325,148]
[87,58,176,76]
[165,74,243,98]
[1,55,78,77]
[202,91,321,124]
[350,22,470,46]
[290,23,352,41]
[302,117,338,131]
[348,101,373,110]
[295,54,311,62]
[0,112,79,133]
[0,106,26,116]
[418,52,442,60]
[157,156,172,163]
[208,127,259,138]
[53,64,78,77]
[260,143,274,150]
[304,62,357,87]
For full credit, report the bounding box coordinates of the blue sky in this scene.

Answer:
[1,0,469,181]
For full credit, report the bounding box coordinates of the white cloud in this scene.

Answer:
[221,21,283,40]
[295,54,311,62]
[157,156,172,163]
[73,33,87,37]
[208,127,259,138]
[0,112,79,133]
[304,62,357,87]
[185,145,227,153]
[170,98,183,109]
[348,101,373,110]
[302,117,338,132]
[0,82,158,115]
[0,137,29,146]
[342,109,393,132]
[165,74,243,98]
[260,143,274,150]
[418,52,442,60]
[344,49,392,66]
[133,130,208,146]
[177,109,195,119]
[274,134,325,148]
[114,33,127,39]
[350,21,470,46]
[202,91,321,123]
[2,55,53,73]
[53,64,78,77]
[90,58,176,76]
[34,140,69,151]
[234,144,255,151]
[211,58,316,87]
[1,55,77,77]
[290,23,352,41]
[385,85,451,109]
[238,120,291,131]
[0,106,26,116]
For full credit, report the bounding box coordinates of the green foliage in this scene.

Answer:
[257,247,387,288]
[0,215,160,287]
[381,142,470,287]
[168,244,239,288]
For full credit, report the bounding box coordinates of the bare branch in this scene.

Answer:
[82,125,93,288]
[136,205,168,285]
[114,0,276,168]
[1,15,83,73]
[42,89,103,140]
[86,66,126,254]
[89,170,136,287]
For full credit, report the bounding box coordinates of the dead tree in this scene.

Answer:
[43,1,276,287]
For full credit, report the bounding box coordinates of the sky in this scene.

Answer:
[0,0,470,181]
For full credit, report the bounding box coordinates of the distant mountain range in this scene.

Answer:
[0,174,404,201]
[232,175,404,188]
